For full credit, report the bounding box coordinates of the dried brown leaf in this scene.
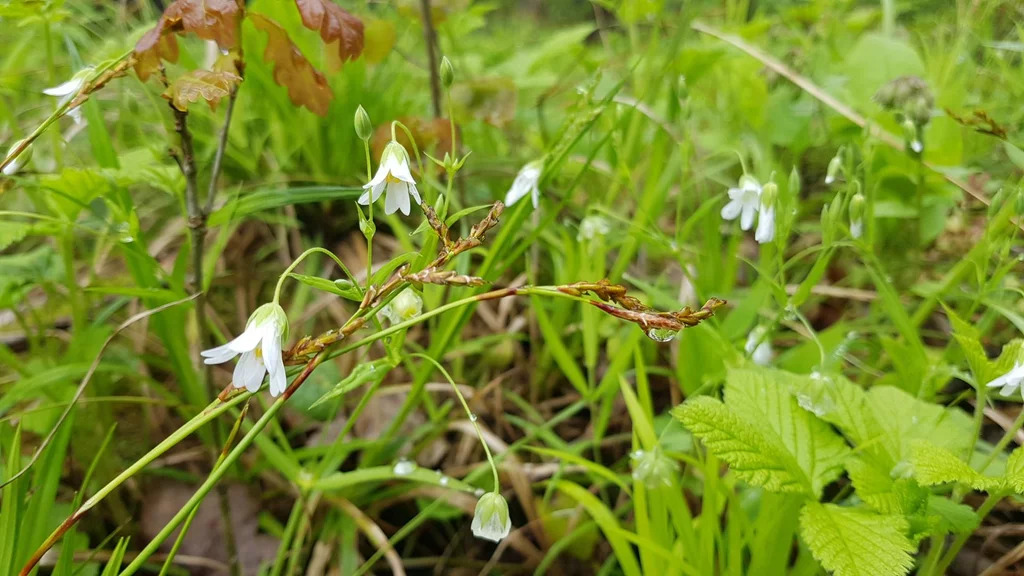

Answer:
[162,69,241,111]
[134,0,241,81]
[250,13,333,117]
[294,0,364,62]
[134,15,182,81]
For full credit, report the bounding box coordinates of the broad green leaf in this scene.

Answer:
[910,441,998,491]
[926,496,979,534]
[1002,446,1024,493]
[0,221,30,251]
[846,457,926,516]
[866,387,973,464]
[843,33,925,106]
[724,369,850,496]
[673,396,816,495]
[799,502,915,576]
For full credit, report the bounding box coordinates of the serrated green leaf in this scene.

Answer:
[847,457,926,516]
[926,495,980,534]
[673,396,815,495]
[866,387,974,465]
[799,502,915,576]
[725,369,850,495]
[1002,446,1024,493]
[910,441,999,491]
[0,221,30,250]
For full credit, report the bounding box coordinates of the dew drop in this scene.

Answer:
[474,488,485,497]
[644,328,677,343]
[393,459,416,476]
[469,413,478,422]
[439,475,450,486]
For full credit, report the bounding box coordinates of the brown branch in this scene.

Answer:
[419,0,443,117]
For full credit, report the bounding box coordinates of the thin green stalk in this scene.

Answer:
[19,395,246,576]
[363,140,374,290]
[931,492,1003,575]
[274,247,357,304]
[158,402,250,576]
[979,408,1024,475]
[410,353,500,491]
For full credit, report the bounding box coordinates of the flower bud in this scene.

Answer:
[824,149,843,185]
[354,105,372,141]
[440,56,454,88]
[380,288,423,325]
[849,194,866,239]
[471,492,511,542]
[788,165,801,198]
[2,139,32,176]
[988,187,1010,218]
[902,119,922,154]
[630,448,676,488]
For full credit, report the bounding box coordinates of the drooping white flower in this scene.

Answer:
[850,218,864,239]
[44,70,90,125]
[2,140,31,176]
[745,326,773,366]
[380,289,422,325]
[471,492,511,542]
[201,303,290,396]
[359,141,421,216]
[504,161,542,208]
[721,175,762,231]
[577,214,611,242]
[987,363,1024,398]
[754,182,777,244]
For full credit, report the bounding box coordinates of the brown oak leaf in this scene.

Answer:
[293,0,364,62]
[250,13,333,116]
[134,0,241,81]
[162,69,241,111]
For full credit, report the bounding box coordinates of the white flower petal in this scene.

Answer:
[366,164,390,189]
[531,185,540,208]
[407,182,421,205]
[233,350,266,393]
[262,328,286,396]
[740,204,757,231]
[720,199,742,220]
[384,182,409,215]
[755,206,775,244]
[201,344,238,365]
[357,190,371,205]
[43,78,83,97]
[390,158,415,184]
[987,364,1024,392]
[504,182,529,207]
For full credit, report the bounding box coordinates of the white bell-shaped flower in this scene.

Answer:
[721,175,762,231]
[2,140,31,176]
[359,141,421,216]
[504,161,543,209]
[380,289,422,325]
[754,182,777,245]
[745,326,773,366]
[201,303,290,396]
[44,69,90,125]
[471,492,511,542]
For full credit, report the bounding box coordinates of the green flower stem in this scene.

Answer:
[273,247,356,304]
[391,120,424,176]
[410,353,500,492]
[19,395,246,576]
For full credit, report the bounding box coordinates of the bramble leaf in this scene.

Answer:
[910,441,999,491]
[673,397,814,494]
[250,13,333,116]
[294,0,364,62]
[133,0,241,81]
[724,369,849,496]
[846,456,927,516]
[799,502,915,576]
[162,69,241,111]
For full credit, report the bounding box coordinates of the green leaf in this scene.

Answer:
[288,273,362,301]
[944,305,991,385]
[673,396,817,495]
[847,456,927,516]
[843,32,925,106]
[0,221,30,251]
[99,537,130,576]
[867,387,974,464]
[724,369,850,496]
[309,358,395,410]
[1002,446,1024,493]
[910,441,998,491]
[207,186,361,226]
[926,496,980,534]
[799,502,915,576]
